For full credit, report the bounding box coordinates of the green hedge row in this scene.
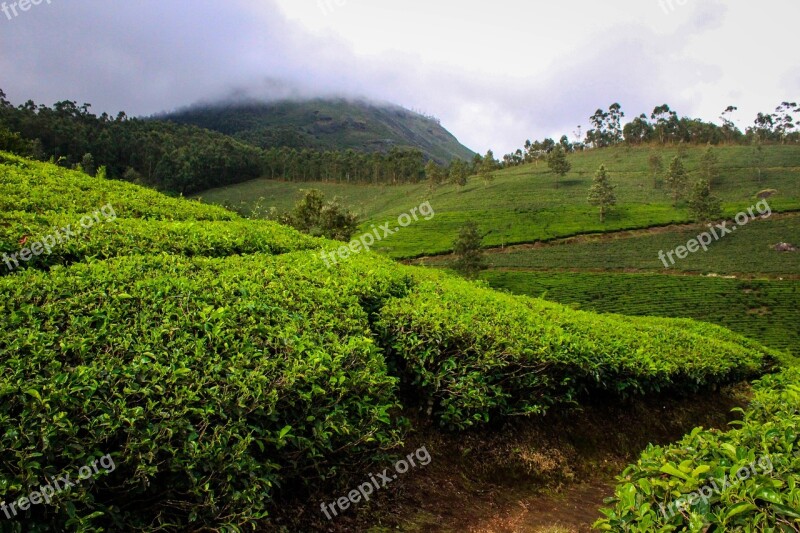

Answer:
[595,367,800,531]
[0,253,409,531]
[0,211,324,274]
[0,152,235,221]
[375,271,779,429]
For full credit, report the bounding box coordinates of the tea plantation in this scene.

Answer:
[197,144,800,258]
[0,151,797,531]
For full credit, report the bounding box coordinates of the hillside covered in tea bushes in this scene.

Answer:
[0,151,796,531]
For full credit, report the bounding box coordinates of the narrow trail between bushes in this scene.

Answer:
[282,384,752,533]
[463,480,615,533]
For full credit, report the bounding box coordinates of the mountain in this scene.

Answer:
[161,97,475,163]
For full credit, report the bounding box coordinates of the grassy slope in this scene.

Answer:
[197,144,800,258]
[417,214,800,276]
[0,150,787,530]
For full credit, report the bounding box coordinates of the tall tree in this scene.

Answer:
[699,146,720,190]
[719,105,739,143]
[648,152,664,189]
[448,159,469,188]
[479,149,497,186]
[772,101,799,143]
[664,156,688,207]
[688,179,722,222]
[651,104,678,144]
[452,222,487,280]
[547,145,571,189]
[425,160,444,191]
[587,165,617,223]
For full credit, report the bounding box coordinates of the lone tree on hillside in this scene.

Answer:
[688,179,722,222]
[587,165,617,223]
[425,160,445,192]
[449,159,469,188]
[286,189,359,241]
[547,145,571,189]
[648,152,664,189]
[699,146,720,190]
[479,150,497,186]
[664,156,688,207]
[452,221,487,280]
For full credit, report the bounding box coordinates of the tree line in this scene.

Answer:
[0,90,452,194]
[499,101,799,167]
[2,90,796,196]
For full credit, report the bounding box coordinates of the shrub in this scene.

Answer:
[376,271,775,429]
[0,253,406,530]
[595,367,800,531]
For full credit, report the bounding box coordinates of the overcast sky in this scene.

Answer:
[1,0,797,154]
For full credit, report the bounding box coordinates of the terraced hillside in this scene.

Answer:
[197,144,800,258]
[1,151,793,531]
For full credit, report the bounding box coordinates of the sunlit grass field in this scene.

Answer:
[197,144,800,258]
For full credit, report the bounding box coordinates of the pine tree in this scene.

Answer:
[547,146,571,189]
[479,150,497,186]
[688,179,722,222]
[648,152,663,189]
[664,156,688,207]
[587,165,617,222]
[452,222,487,280]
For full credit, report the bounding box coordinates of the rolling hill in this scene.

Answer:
[197,143,800,258]
[162,97,476,164]
[1,150,793,531]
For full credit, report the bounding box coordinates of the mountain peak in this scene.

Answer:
[162,97,474,163]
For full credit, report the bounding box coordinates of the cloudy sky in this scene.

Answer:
[1,0,797,154]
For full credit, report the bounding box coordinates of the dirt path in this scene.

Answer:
[464,481,615,533]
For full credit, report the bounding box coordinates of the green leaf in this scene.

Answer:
[660,463,690,481]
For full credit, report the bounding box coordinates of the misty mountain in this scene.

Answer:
[162,98,475,164]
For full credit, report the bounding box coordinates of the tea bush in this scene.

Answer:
[595,367,800,531]
[0,253,406,531]
[0,211,323,274]
[0,152,235,221]
[375,271,778,429]
[0,152,788,531]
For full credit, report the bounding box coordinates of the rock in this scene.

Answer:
[773,242,797,252]
[757,189,778,199]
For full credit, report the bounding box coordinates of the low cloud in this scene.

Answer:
[0,0,796,154]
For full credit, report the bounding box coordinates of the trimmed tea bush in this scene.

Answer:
[0,211,323,274]
[376,271,777,429]
[0,253,405,531]
[0,151,235,221]
[596,367,800,531]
